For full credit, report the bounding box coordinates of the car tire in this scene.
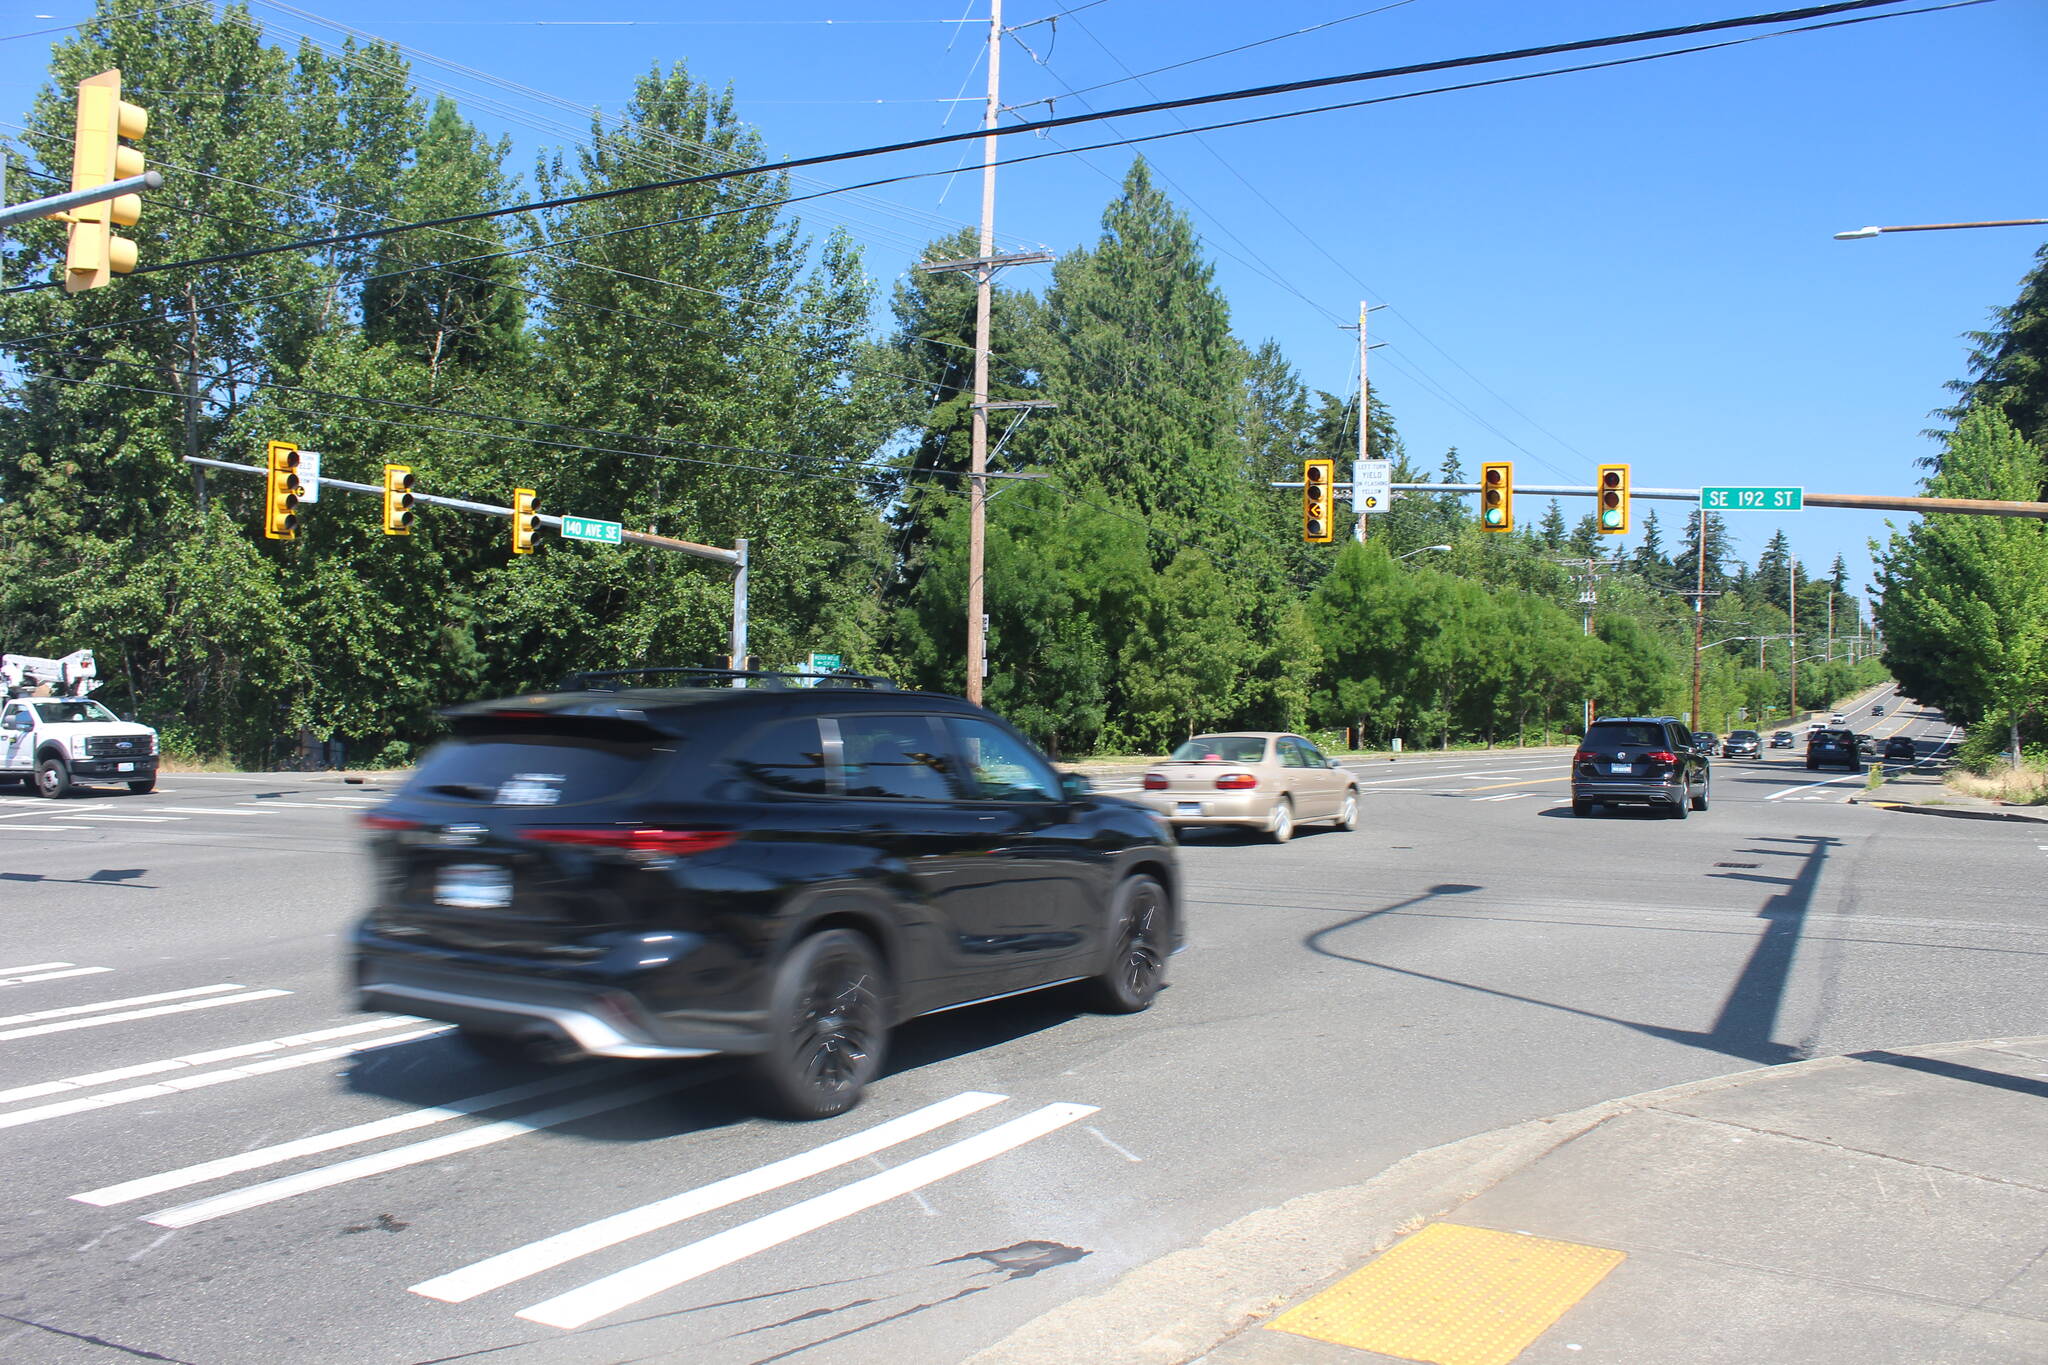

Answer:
[1691,781,1709,812]
[457,1026,557,1065]
[127,777,156,794]
[1670,789,1690,819]
[1573,799,1596,817]
[1080,874,1169,1015]
[1805,760,1817,770]
[35,756,71,799]
[1334,790,1359,831]
[747,928,888,1121]
[1266,798,1294,844]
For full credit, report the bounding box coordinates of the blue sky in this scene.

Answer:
[7,0,2045,606]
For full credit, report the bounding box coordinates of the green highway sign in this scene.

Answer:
[559,516,623,545]
[807,652,842,672]
[1701,486,1803,512]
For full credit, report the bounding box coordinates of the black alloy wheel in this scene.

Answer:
[749,929,887,1121]
[1081,874,1168,1014]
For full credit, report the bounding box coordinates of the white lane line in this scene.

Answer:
[411,1090,1010,1304]
[0,961,78,976]
[1764,770,1866,801]
[75,1063,597,1205]
[0,989,290,1043]
[0,965,113,988]
[155,807,281,817]
[51,814,183,823]
[517,1101,1097,1330]
[0,825,83,832]
[0,810,70,821]
[1,1017,420,1105]
[1470,792,1534,803]
[1356,763,1558,789]
[0,983,245,1029]
[237,800,354,810]
[141,1077,677,1228]
[10,1027,447,1132]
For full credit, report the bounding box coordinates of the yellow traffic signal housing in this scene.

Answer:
[63,70,148,293]
[1596,463,1630,534]
[263,441,302,540]
[1479,461,1513,531]
[382,464,415,535]
[1302,458,1335,543]
[511,487,539,555]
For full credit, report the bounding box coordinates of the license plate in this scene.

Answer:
[116,762,135,772]
[1176,802,1202,817]
[435,863,513,910]
[1609,763,1633,774]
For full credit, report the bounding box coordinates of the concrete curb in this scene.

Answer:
[1851,798,2048,825]
[968,1041,2039,1365]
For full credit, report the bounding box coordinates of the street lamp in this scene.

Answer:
[1395,544,1452,562]
[1834,218,2046,240]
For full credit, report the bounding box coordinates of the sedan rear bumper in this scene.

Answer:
[1131,790,1276,829]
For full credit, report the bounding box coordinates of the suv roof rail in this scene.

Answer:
[560,666,898,693]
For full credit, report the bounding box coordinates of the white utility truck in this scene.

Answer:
[1,650,159,797]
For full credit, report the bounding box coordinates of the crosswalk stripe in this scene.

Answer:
[51,813,183,822]
[0,962,76,976]
[516,1101,1098,1330]
[238,801,354,810]
[0,984,245,1030]
[73,1064,610,1207]
[0,990,290,1043]
[0,824,82,831]
[0,965,113,988]
[410,1090,1009,1303]
[10,1028,447,1132]
[1,1016,421,1106]
[142,1077,678,1228]
[155,807,280,816]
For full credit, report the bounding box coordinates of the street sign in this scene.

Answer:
[807,652,842,673]
[1351,459,1392,513]
[298,451,321,504]
[1701,486,1803,511]
[559,516,622,545]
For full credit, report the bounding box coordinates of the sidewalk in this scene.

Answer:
[1847,758,2048,825]
[974,1038,2048,1365]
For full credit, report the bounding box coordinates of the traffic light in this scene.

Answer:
[263,441,301,541]
[62,70,148,293]
[382,464,415,535]
[1596,463,1630,535]
[726,655,763,672]
[1479,461,1513,532]
[511,487,539,555]
[1302,458,1335,543]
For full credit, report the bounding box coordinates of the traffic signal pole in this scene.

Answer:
[1274,479,2048,519]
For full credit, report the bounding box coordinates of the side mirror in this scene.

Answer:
[1059,772,1093,800]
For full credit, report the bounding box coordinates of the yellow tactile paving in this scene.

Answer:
[1265,1222,1625,1365]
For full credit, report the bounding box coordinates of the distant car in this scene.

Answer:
[1721,730,1761,759]
[1693,731,1720,756]
[1137,732,1357,843]
[1771,731,1795,749]
[1884,735,1917,761]
[1829,714,1846,726]
[1806,728,1860,771]
[1856,733,1881,758]
[1571,716,1710,818]
[1873,705,1885,717]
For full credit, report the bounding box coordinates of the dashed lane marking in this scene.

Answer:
[514,1101,1099,1330]
[51,813,183,823]
[0,964,113,989]
[154,807,281,816]
[0,987,290,1043]
[0,1016,422,1107]
[411,1091,1010,1304]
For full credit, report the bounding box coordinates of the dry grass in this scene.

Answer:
[1945,762,2048,806]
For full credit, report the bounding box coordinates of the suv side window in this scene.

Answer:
[728,717,832,796]
[836,715,954,801]
[943,716,1060,802]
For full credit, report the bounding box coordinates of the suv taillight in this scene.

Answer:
[1215,773,1257,790]
[520,828,736,856]
[1573,749,1594,763]
[1645,750,1677,764]
[1143,774,1168,791]
[360,814,421,831]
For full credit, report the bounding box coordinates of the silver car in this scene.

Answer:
[1136,732,1358,842]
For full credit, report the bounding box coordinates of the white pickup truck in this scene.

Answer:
[0,695,160,797]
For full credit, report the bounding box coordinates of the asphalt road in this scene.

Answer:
[3,691,2041,1365]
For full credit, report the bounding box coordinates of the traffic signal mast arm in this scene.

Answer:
[183,455,743,563]
[1270,477,2048,519]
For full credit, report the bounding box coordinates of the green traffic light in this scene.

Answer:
[1485,507,1504,526]
[1601,508,1621,528]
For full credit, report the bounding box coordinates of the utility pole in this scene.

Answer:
[1691,517,1708,732]
[1355,301,1370,543]
[1788,553,1799,716]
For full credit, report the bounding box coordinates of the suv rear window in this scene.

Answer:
[1584,723,1665,748]
[407,735,663,808]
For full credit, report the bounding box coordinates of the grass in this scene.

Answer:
[1945,761,2048,806]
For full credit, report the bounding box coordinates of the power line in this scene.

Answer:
[1,0,1946,294]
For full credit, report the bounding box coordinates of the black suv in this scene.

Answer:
[1884,735,1917,761]
[1805,728,1861,771]
[1571,716,1711,818]
[1722,730,1762,759]
[353,670,1181,1119]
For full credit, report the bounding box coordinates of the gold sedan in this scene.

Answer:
[1135,732,1359,843]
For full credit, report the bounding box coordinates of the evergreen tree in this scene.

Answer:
[1942,242,2048,458]
[1538,499,1568,549]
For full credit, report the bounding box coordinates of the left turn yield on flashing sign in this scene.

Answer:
[1352,460,1391,513]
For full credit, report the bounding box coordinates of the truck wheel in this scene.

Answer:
[127,777,156,794]
[36,756,72,799]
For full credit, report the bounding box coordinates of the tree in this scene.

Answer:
[1538,499,1568,549]
[1942,242,2048,458]
[1631,510,1670,586]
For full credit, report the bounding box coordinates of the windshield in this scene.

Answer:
[1169,735,1269,763]
[32,700,119,724]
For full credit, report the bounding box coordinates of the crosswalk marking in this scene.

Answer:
[0,962,112,989]
[1,1016,422,1106]
[516,1101,1099,1330]
[0,824,80,831]
[142,1077,678,1228]
[52,813,183,822]
[155,807,280,816]
[0,983,245,1030]
[0,988,290,1043]
[7,1027,447,1132]
[411,1090,1009,1304]
[238,800,352,810]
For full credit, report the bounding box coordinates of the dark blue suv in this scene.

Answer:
[354,670,1181,1118]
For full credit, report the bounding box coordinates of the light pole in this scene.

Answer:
[1395,544,1452,562]
[1834,219,2045,240]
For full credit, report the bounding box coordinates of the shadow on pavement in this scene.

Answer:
[1304,836,1842,1066]
[1849,1048,2048,1100]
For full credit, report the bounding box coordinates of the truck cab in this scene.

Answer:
[0,696,159,797]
